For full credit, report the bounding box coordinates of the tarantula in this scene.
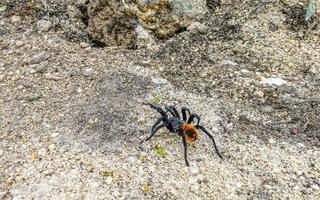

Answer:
[140,102,223,166]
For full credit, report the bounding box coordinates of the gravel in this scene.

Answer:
[0,0,319,199]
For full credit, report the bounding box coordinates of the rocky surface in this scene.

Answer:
[0,0,320,199]
[83,0,209,47]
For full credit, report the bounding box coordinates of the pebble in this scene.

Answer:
[296,171,303,176]
[80,42,90,48]
[268,138,276,145]
[15,40,24,47]
[293,185,300,191]
[0,74,4,82]
[253,90,264,98]
[128,156,136,163]
[45,73,62,80]
[199,69,209,78]
[11,15,21,23]
[36,61,49,73]
[261,77,287,86]
[106,176,113,185]
[309,64,320,77]
[311,184,320,191]
[0,191,6,199]
[221,60,238,68]
[37,20,52,32]
[296,143,305,148]
[151,77,168,85]
[29,52,51,64]
[81,68,93,77]
[187,22,208,34]
[240,69,251,77]
[29,69,37,74]
[189,166,200,175]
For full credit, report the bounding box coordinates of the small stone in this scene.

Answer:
[191,183,200,192]
[0,74,4,82]
[0,191,7,199]
[268,138,276,145]
[196,174,206,182]
[80,42,90,48]
[12,195,24,200]
[253,90,264,98]
[151,77,168,85]
[261,77,287,86]
[199,70,209,78]
[15,40,24,47]
[36,61,49,73]
[44,73,62,80]
[264,184,272,189]
[293,185,300,191]
[106,176,113,185]
[135,24,156,47]
[311,184,320,191]
[128,156,136,163]
[29,69,37,74]
[187,22,208,34]
[37,20,52,32]
[81,68,93,77]
[29,52,50,64]
[11,15,21,23]
[240,69,251,77]
[221,60,238,68]
[189,166,200,175]
[17,85,24,90]
[279,111,288,118]
[309,64,320,77]
[296,143,305,148]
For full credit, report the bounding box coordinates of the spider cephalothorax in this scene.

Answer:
[140,102,222,166]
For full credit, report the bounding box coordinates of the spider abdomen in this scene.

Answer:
[182,123,200,143]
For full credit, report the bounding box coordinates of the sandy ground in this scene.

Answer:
[1,0,320,199]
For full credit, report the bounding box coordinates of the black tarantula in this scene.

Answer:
[140,102,223,166]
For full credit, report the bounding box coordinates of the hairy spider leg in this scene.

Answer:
[181,132,190,166]
[143,102,169,121]
[139,117,167,146]
[165,106,178,118]
[197,125,223,159]
[168,106,180,118]
[187,114,201,126]
[181,107,191,121]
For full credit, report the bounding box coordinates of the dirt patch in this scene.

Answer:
[0,0,320,199]
[75,70,155,152]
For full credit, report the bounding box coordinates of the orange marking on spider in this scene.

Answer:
[182,123,200,143]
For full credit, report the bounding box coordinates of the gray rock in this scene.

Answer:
[135,24,156,47]
[81,68,93,77]
[106,176,113,185]
[80,42,90,48]
[261,77,287,86]
[309,64,320,75]
[189,166,200,175]
[151,77,168,85]
[220,60,238,68]
[37,20,52,32]
[86,0,208,47]
[11,15,21,23]
[187,22,208,34]
[29,52,51,64]
[0,74,4,82]
[268,138,276,145]
[44,73,62,80]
